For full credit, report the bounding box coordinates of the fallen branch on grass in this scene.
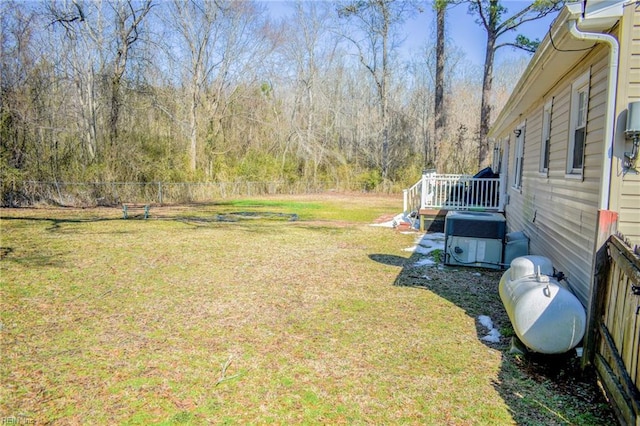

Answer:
[215,355,242,386]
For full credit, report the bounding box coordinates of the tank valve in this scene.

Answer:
[535,266,549,283]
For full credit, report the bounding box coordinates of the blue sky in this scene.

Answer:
[264,1,560,66]
[404,1,559,64]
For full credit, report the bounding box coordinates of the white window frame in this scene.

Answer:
[567,71,590,177]
[512,122,526,190]
[540,99,553,175]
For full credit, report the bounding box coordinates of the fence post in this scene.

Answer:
[158,182,163,205]
[55,180,63,205]
[583,211,619,369]
[10,178,15,207]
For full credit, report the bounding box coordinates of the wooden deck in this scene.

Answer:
[404,171,504,229]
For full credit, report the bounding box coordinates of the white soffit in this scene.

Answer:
[582,0,625,30]
[488,1,627,137]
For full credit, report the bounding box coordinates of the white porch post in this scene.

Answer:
[421,169,436,210]
[403,189,408,214]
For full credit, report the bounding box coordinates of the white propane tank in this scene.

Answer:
[499,255,586,354]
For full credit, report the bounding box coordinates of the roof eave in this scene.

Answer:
[489,5,583,138]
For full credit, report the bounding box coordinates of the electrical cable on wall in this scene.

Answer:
[548,22,596,52]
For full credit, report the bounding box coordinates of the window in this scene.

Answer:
[513,123,525,190]
[567,71,590,175]
[540,99,553,174]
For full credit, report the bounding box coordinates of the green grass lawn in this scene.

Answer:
[0,194,613,424]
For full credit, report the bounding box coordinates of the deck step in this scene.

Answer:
[418,209,448,232]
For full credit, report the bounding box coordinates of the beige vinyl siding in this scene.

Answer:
[504,47,611,305]
[617,7,640,243]
[628,65,640,97]
[620,180,640,242]
[548,87,571,178]
[493,6,640,306]
[526,110,543,173]
[583,52,609,180]
[630,18,640,98]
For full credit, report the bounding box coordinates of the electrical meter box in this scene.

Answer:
[444,211,506,270]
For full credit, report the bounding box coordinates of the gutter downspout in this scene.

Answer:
[567,17,620,368]
[567,19,619,211]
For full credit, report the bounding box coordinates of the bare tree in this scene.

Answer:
[45,0,152,170]
[163,0,270,173]
[278,1,343,182]
[1,1,37,180]
[467,0,563,168]
[338,0,417,181]
[165,0,226,172]
[46,0,103,163]
[108,0,153,147]
[433,0,447,169]
[3,0,550,197]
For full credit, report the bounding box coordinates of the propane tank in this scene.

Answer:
[499,255,586,354]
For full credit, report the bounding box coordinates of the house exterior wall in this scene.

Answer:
[490,3,640,307]
[501,40,614,306]
[610,4,640,243]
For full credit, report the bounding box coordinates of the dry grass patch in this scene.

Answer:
[1,193,613,424]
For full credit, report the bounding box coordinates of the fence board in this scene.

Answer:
[594,235,640,426]
[595,352,636,425]
[630,303,639,389]
[606,263,622,333]
[613,274,629,350]
[622,279,639,374]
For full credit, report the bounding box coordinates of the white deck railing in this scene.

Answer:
[403,171,503,214]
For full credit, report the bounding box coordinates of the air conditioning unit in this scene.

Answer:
[444,211,506,270]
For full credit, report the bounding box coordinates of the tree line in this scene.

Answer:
[1,0,562,205]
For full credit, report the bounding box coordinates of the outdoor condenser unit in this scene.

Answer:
[444,211,506,270]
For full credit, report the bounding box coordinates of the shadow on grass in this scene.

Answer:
[1,215,125,231]
[370,232,615,425]
[1,209,298,229]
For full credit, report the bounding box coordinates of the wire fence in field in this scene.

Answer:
[2,180,393,207]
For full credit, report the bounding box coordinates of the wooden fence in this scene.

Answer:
[594,235,640,425]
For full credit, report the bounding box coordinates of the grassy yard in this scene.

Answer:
[1,193,613,425]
